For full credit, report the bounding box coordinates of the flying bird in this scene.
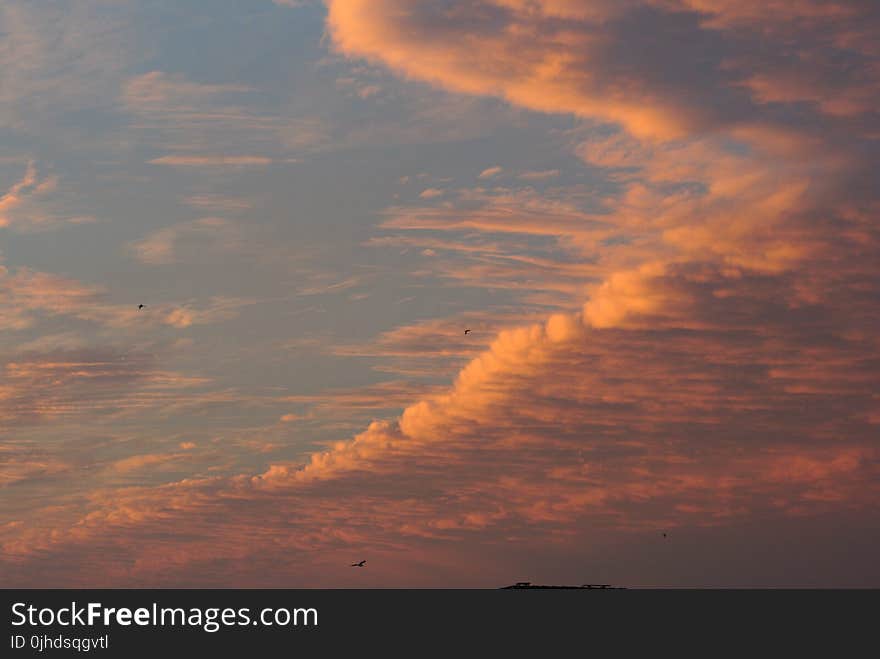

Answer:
[662,532,668,538]
[351,560,366,567]
[464,329,471,334]
[138,304,145,310]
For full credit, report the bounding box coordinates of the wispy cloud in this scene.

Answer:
[129,218,244,265]
[418,188,445,199]
[0,161,94,231]
[122,70,327,162]
[478,166,502,179]
[147,155,273,168]
[518,169,559,181]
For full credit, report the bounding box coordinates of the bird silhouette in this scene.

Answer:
[351,560,366,567]
[662,532,668,538]
[138,304,145,310]
[464,329,471,334]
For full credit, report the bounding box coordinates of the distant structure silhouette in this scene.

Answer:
[351,560,366,567]
[501,581,625,590]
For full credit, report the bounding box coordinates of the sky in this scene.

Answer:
[0,0,878,587]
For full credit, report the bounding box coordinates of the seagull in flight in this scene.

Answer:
[464,329,471,335]
[351,560,366,567]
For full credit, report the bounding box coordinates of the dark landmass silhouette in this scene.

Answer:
[501,581,626,590]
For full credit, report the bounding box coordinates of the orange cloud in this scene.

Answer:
[3,301,877,583]
[129,218,243,265]
[326,0,877,140]
[0,263,249,330]
[0,161,92,231]
[148,155,273,167]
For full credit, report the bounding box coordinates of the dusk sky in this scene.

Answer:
[1,0,878,587]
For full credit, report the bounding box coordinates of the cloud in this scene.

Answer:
[281,380,443,416]
[129,218,244,265]
[121,67,350,172]
[148,155,273,167]
[122,71,252,111]
[0,1,137,132]
[123,70,326,159]
[518,169,559,181]
[0,161,45,227]
[0,444,71,487]
[328,310,540,378]
[478,166,503,179]
[325,0,878,139]
[0,349,156,427]
[383,187,608,241]
[295,273,369,297]
[0,262,250,332]
[2,301,877,583]
[181,194,253,214]
[158,297,251,329]
[0,161,93,231]
[418,187,445,199]
[0,266,105,330]
[110,452,191,474]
